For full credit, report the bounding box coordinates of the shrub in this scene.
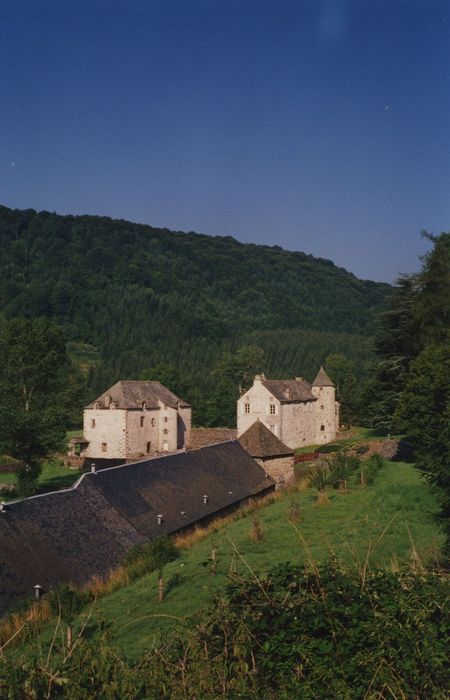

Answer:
[325,451,360,490]
[308,464,330,493]
[1,563,448,699]
[124,537,179,580]
[360,452,384,486]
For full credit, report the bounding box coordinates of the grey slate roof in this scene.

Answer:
[312,366,335,387]
[238,420,293,458]
[87,380,190,410]
[88,441,272,539]
[261,378,316,403]
[0,441,273,615]
[0,479,145,615]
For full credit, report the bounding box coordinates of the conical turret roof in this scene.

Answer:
[312,366,335,387]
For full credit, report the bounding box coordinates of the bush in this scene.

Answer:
[1,563,448,699]
[124,537,179,579]
[308,464,330,492]
[325,451,360,489]
[360,452,384,485]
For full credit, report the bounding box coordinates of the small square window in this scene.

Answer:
[320,425,325,431]
[101,442,107,452]
[244,403,250,414]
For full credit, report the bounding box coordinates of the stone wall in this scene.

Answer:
[237,382,282,437]
[256,455,295,489]
[83,408,127,459]
[238,378,339,449]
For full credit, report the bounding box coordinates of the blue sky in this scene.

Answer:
[1,0,449,282]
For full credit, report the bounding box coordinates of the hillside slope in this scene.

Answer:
[0,205,390,406]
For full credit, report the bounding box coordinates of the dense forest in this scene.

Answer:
[0,205,390,424]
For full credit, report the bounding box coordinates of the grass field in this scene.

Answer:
[35,459,440,661]
[0,459,79,498]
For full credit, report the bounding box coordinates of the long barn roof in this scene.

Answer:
[0,442,272,615]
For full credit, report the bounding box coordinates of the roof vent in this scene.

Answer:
[203,494,209,504]
[0,502,6,513]
[157,514,163,525]
[228,490,233,495]
[33,584,42,600]
[90,463,96,474]
[180,510,186,516]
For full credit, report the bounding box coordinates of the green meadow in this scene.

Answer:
[51,460,442,661]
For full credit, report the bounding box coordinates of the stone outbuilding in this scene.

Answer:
[72,380,192,461]
[237,367,339,449]
[0,441,273,615]
[238,419,294,488]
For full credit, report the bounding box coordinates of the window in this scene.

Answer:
[151,418,156,427]
[140,416,144,427]
[146,442,151,454]
[320,405,324,410]
[244,403,250,414]
[320,425,325,431]
[163,428,168,434]
[91,419,96,428]
[269,404,276,415]
[101,442,107,452]
[269,424,275,432]
[164,416,168,423]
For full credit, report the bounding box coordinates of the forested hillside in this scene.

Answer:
[0,205,390,422]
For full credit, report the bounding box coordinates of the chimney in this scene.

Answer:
[90,463,96,474]
[157,514,163,525]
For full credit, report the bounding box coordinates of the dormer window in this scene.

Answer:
[244,403,251,414]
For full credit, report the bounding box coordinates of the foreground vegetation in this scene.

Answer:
[1,561,448,699]
[1,459,448,698]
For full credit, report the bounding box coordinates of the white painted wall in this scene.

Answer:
[237,376,338,449]
[83,408,127,459]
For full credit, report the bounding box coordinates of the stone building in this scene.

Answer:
[74,380,191,461]
[237,367,339,449]
[0,441,273,615]
[238,419,294,488]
